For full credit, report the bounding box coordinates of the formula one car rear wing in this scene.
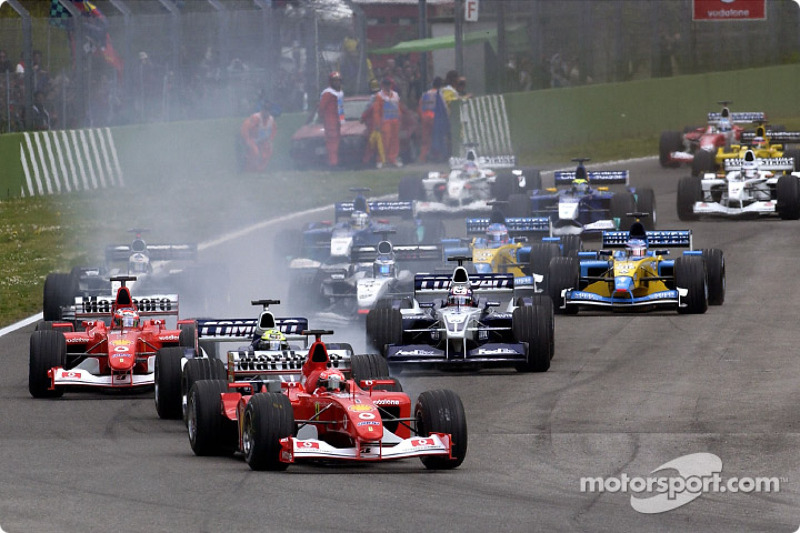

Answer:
[335,200,414,220]
[414,272,514,295]
[466,216,550,235]
[602,230,693,249]
[350,243,442,264]
[196,316,309,343]
[554,170,629,186]
[740,131,800,145]
[449,154,517,168]
[723,157,795,172]
[105,243,198,263]
[707,111,765,124]
[72,293,180,319]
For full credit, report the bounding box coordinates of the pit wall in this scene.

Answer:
[1,63,799,199]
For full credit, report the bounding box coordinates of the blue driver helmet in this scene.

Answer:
[627,238,647,258]
[373,258,396,277]
[486,223,509,245]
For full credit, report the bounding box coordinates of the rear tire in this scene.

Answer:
[182,357,227,424]
[243,392,294,471]
[366,307,403,354]
[520,167,542,191]
[559,235,582,257]
[548,256,580,315]
[493,172,517,201]
[659,131,682,168]
[415,390,468,470]
[43,272,79,322]
[702,249,726,306]
[29,330,66,398]
[635,187,657,229]
[154,346,184,420]
[351,353,402,391]
[675,256,708,314]
[529,242,561,288]
[512,301,554,372]
[691,149,715,176]
[610,192,636,229]
[398,175,424,202]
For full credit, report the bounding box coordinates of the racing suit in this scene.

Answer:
[319,86,344,167]
[241,111,276,172]
[372,88,402,166]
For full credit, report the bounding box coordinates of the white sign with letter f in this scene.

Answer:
[465,0,479,22]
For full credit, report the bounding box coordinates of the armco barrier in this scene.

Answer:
[1,63,800,198]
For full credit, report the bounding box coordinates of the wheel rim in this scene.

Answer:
[187,392,198,445]
[242,412,254,457]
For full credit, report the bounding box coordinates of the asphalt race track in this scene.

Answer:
[2,157,800,532]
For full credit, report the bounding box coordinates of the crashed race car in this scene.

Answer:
[547,220,725,314]
[677,150,800,220]
[507,158,656,235]
[397,145,541,215]
[153,299,341,421]
[29,276,194,398]
[442,212,578,294]
[313,239,443,325]
[366,258,554,372]
[659,102,765,176]
[42,229,225,322]
[186,330,467,471]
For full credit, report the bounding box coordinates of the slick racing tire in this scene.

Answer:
[610,192,636,229]
[179,322,197,353]
[415,390,468,470]
[635,187,657,230]
[702,248,726,306]
[493,172,517,201]
[659,131,682,168]
[42,271,79,322]
[783,149,800,172]
[154,346,184,420]
[351,353,403,391]
[507,193,531,218]
[398,174,425,202]
[366,307,403,355]
[187,379,237,457]
[512,301,554,372]
[182,357,226,425]
[519,167,542,191]
[691,149,715,177]
[677,176,702,221]
[243,392,294,471]
[529,243,561,289]
[29,330,66,399]
[548,256,580,315]
[776,175,800,220]
[674,256,708,315]
[559,235,583,258]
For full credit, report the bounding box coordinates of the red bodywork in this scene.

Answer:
[44,285,189,391]
[219,334,453,465]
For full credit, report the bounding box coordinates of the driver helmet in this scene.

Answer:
[259,329,289,351]
[718,108,732,132]
[351,211,369,230]
[751,136,766,149]
[317,369,346,392]
[373,257,396,278]
[627,238,647,259]
[742,154,759,179]
[113,308,140,329]
[572,178,589,194]
[486,223,509,245]
[447,284,474,307]
[128,252,150,275]
[463,160,480,179]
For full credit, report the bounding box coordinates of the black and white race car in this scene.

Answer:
[365,259,554,372]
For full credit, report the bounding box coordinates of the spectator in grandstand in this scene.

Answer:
[240,100,277,173]
[318,71,345,168]
[31,90,51,131]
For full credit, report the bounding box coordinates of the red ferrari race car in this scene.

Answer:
[659,102,765,176]
[29,276,196,398]
[186,330,467,471]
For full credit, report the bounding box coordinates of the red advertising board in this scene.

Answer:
[693,0,766,21]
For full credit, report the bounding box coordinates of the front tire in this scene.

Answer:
[691,149,715,176]
[677,176,702,221]
[29,330,66,398]
[154,346,184,420]
[547,256,580,315]
[182,357,226,424]
[776,175,800,220]
[675,256,708,314]
[659,131,682,168]
[512,299,554,372]
[702,249,725,306]
[365,307,403,355]
[415,389,468,470]
[243,392,295,471]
